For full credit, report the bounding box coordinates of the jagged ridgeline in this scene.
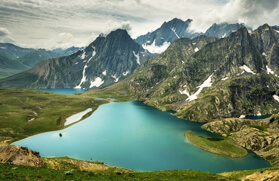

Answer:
[0,29,153,89]
[99,24,279,122]
[134,18,248,54]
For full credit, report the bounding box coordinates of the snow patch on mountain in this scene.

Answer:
[80,51,86,59]
[170,27,180,38]
[90,77,104,88]
[102,70,107,76]
[186,74,213,102]
[111,75,119,82]
[179,88,190,97]
[239,65,255,74]
[194,47,199,52]
[221,77,229,81]
[239,115,246,119]
[87,49,96,63]
[133,51,140,65]
[75,49,97,88]
[142,40,170,54]
[273,95,279,102]
[266,65,278,76]
[123,71,129,76]
[262,52,267,56]
[75,64,88,89]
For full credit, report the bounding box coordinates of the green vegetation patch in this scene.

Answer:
[0,162,236,181]
[0,89,107,142]
[185,130,248,158]
[248,124,268,131]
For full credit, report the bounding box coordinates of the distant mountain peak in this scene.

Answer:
[135,18,201,54]
[205,23,250,38]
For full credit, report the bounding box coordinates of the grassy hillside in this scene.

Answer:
[1,156,279,180]
[0,157,236,181]
[0,89,108,143]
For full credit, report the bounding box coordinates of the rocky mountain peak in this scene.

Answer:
[135,18,200,54]
[205,23,248,38]
[106,29,130,40]
[161,18,192,27]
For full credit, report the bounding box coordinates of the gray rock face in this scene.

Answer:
[0,29,153,89]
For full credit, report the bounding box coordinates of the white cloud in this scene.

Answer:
[189,0,279,32]
[0,27,15,43]
[0,0,279,49]
[0,27,10,37]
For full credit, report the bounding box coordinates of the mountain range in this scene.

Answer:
[1,19,277,114]
[0,43,82,78]
[90,23,279,123]
[0,29,152,89]
[135,18,248,54]
[0,18,251,86]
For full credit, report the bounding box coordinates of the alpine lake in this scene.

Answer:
[13,89,271,173]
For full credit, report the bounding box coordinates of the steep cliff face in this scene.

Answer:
[0,29,153,89]
[0,145,43,167]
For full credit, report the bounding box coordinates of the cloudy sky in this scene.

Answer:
[0,0,279,49]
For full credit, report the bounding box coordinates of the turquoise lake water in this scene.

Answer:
[13,101,270,172]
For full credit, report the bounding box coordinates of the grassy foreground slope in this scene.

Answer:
[1,156,279,180]
[0,89,108,143]
[0,157,236,181]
